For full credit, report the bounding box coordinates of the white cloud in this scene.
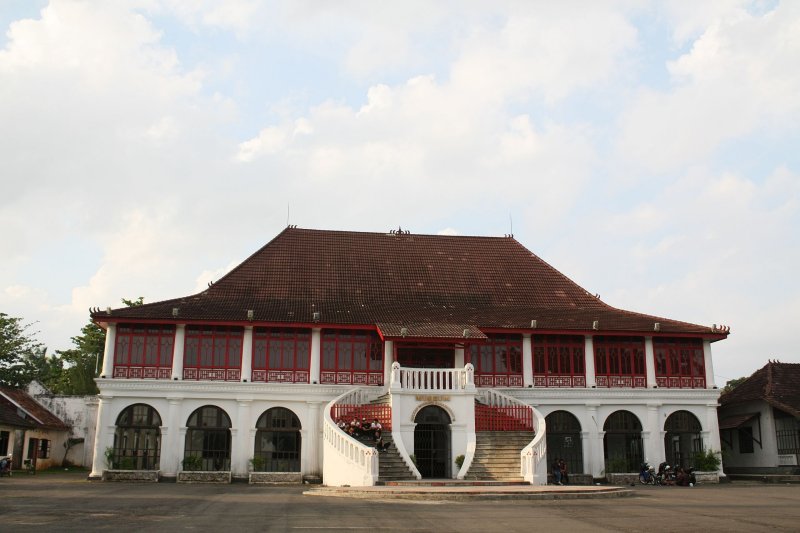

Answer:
[617,1,800,173]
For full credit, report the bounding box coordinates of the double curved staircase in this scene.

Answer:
[323,365,547,487]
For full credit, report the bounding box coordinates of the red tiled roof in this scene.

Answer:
[719,361,800,417]
[0,387,70,431]
[92,227,721,337]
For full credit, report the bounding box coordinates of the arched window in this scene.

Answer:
[664,410,703,468]
[545,411,583,474]
[184,406,231,471]
[253,407,302,472]
[603,410,643,473]
[113,404,161,470]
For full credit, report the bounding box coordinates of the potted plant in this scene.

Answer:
[249,456,266,472]
[455,455,465,469]
[182,455,203,472]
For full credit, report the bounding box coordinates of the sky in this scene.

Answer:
[1,0,798,385]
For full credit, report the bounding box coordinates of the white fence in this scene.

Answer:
[477,388,547,485]
[390,362,476,392]
[322,388,381,487]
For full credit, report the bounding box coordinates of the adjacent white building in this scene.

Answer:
[89,227,728,484]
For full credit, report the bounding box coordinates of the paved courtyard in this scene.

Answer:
[1,472,799,532]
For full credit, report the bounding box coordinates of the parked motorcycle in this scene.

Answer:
[639,462,656,485]
[656,462,675,485]
[0,456,11,477]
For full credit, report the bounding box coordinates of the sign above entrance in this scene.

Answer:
[415,395,451,402]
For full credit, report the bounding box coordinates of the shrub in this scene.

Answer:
[693,449,721,471]
[104,447,116,469]
[455,455,465,469]
[182,455,203,471]
[249,456,266,472]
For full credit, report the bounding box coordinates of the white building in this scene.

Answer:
[718,361,800,476]
[89,227,728,484]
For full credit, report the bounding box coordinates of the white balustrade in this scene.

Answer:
[391,363,474,391]
[322,388,381,487]
[477,388,547,485]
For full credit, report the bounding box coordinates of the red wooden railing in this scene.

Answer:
[330,404,392,431]
[475,404,533,431]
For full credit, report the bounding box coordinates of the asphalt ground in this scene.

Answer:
[1,472,799,532]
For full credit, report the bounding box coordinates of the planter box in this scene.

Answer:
[606,472,639,485]
[177,471,231,484]
[249,472,303,484]
[103,470,160,482]
[693,471,719,484]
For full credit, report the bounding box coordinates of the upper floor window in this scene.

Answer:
[469,334,523,387]
[532,335,585,387]
[594,336,646,388]
[252,328,311,383]
[113,324,175,379]
[654,338,706,388]
[183,326,243,381]
[321,330,383,385]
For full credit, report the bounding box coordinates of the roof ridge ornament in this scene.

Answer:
[389,226,410,235]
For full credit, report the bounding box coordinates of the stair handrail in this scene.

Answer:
[477,388,547,485]
[322,387,381,487]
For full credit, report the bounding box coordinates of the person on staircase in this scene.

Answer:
[551,457,563,485]
[558,458,569,485]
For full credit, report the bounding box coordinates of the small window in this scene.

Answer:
[0,431,9,455]
[738,426,755,454]
[39,439,51,459]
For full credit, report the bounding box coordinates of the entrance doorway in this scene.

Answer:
[414,405,451,478]
[664,410,702,469]
[397,346,454,368]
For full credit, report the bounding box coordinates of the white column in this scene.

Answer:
[584,336,596,388]
[100,324,116,378]
[241,326,253,382]
[522,334,533,388]
[233,400,252,475]
[89,395,114,478]
[310,328,321,384]
[162,397,182,476]
[580,431,591,475]
[383,340,394,387]
[705,403,724,473]
[454,346,464,368]
[306,401,321,476]
[645,403,663,465]
[171,325,185,380]
[645,337,657,388]
[703,340,716,388]
[585,404,603,477]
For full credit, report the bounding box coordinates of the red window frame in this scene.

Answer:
[654,338,706,388]
[593,336,646,388]
[183,326,243,381]
[320,330,383,386]
[532,335,586,387]
[252,328,311,383]
[468,334,523,388]
[113,324,175,379]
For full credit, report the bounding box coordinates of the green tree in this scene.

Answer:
[52,321,106,395]
[722,376,747,394]
[49,297,144,394]
[0,313,46,387]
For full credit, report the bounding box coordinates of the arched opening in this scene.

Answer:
[113,404,161,470]
[603,410,643,473]
[664,410,703,469]
[414,405,451,478]
[184,406,232,471]
[546,411,583,474]
[254,407,302,472]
